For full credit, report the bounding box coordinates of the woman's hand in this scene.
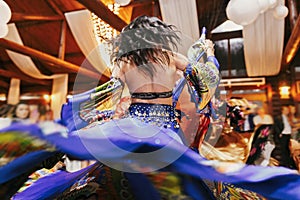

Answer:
[203,39,215,57]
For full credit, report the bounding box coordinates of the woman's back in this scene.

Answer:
[115,51,186,105]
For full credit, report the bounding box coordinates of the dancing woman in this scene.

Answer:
[109,16,217,143]
[2,16,300,199]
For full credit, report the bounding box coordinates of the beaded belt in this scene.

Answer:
[128,103,181,131]
[130,91,173,100]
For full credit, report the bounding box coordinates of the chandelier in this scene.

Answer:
[91,3,120,44]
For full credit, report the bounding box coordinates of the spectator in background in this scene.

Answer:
[25,104,53,123]
[247,105,274,166]
[11,101,30,123]
[253,107,273,127]
[273,106,295,168]
[44,109,54,121]
[289,105,300,141]
[227,97,256,132]
[38,104,54,122]
[0,104,14,129]
[243,107,256,132]
[29,105,40,123]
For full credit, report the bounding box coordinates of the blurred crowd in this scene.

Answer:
[213,97,300,170]
[2,99,300,172]
[0,102,53,128]
[1,98,300,197]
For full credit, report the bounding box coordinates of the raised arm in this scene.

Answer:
[173,39,217,70]
[204,39,215,58]
[183,39,220,111]
[173,52,189,71]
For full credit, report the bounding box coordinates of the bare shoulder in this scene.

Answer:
[111,64,121,78]
[111,60,129,78]
[171,51,189,71]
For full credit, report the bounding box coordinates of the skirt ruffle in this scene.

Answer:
[0,120,299,199]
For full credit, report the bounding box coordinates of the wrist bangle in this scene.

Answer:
[207,56,220,69]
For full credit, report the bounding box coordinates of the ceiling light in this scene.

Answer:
[114,0,131,6]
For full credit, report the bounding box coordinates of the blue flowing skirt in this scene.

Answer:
[1,117,300,200]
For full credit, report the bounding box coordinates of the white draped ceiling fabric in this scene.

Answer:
[7,78,20,105]
[65,9,130,97]
[226,0,287,77]
[159,0,201,116]
[51,74,68,119]
[159,0,199,55]
[243,10,285,76]
[5,23,68,119]
[65,10,111,77]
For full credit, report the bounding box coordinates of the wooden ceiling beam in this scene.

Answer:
[46,0,64,16]
[10,13,63,23]
[0,69,50,85]
[0,38,109,82]
[282,15,300,69]
[128,1,152,8]
[0,87,7,93]
[77,0,127,32]
[21,84,98,94]
[211,30,243,41]
[65,52,83,57]
[58,21,67,60]
[0,80,9,88]
[287,0,298,30]
[11,21,53,28]
[21,86,51,94]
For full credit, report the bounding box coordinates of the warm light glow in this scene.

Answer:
[43,94,51,102]
[279,86,290,99]
[0,93,6,101]
[286,47,297,64]
[91,3,120,44]
[115,0,131,6]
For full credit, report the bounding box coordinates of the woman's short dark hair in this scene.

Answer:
[110,15,180,78]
